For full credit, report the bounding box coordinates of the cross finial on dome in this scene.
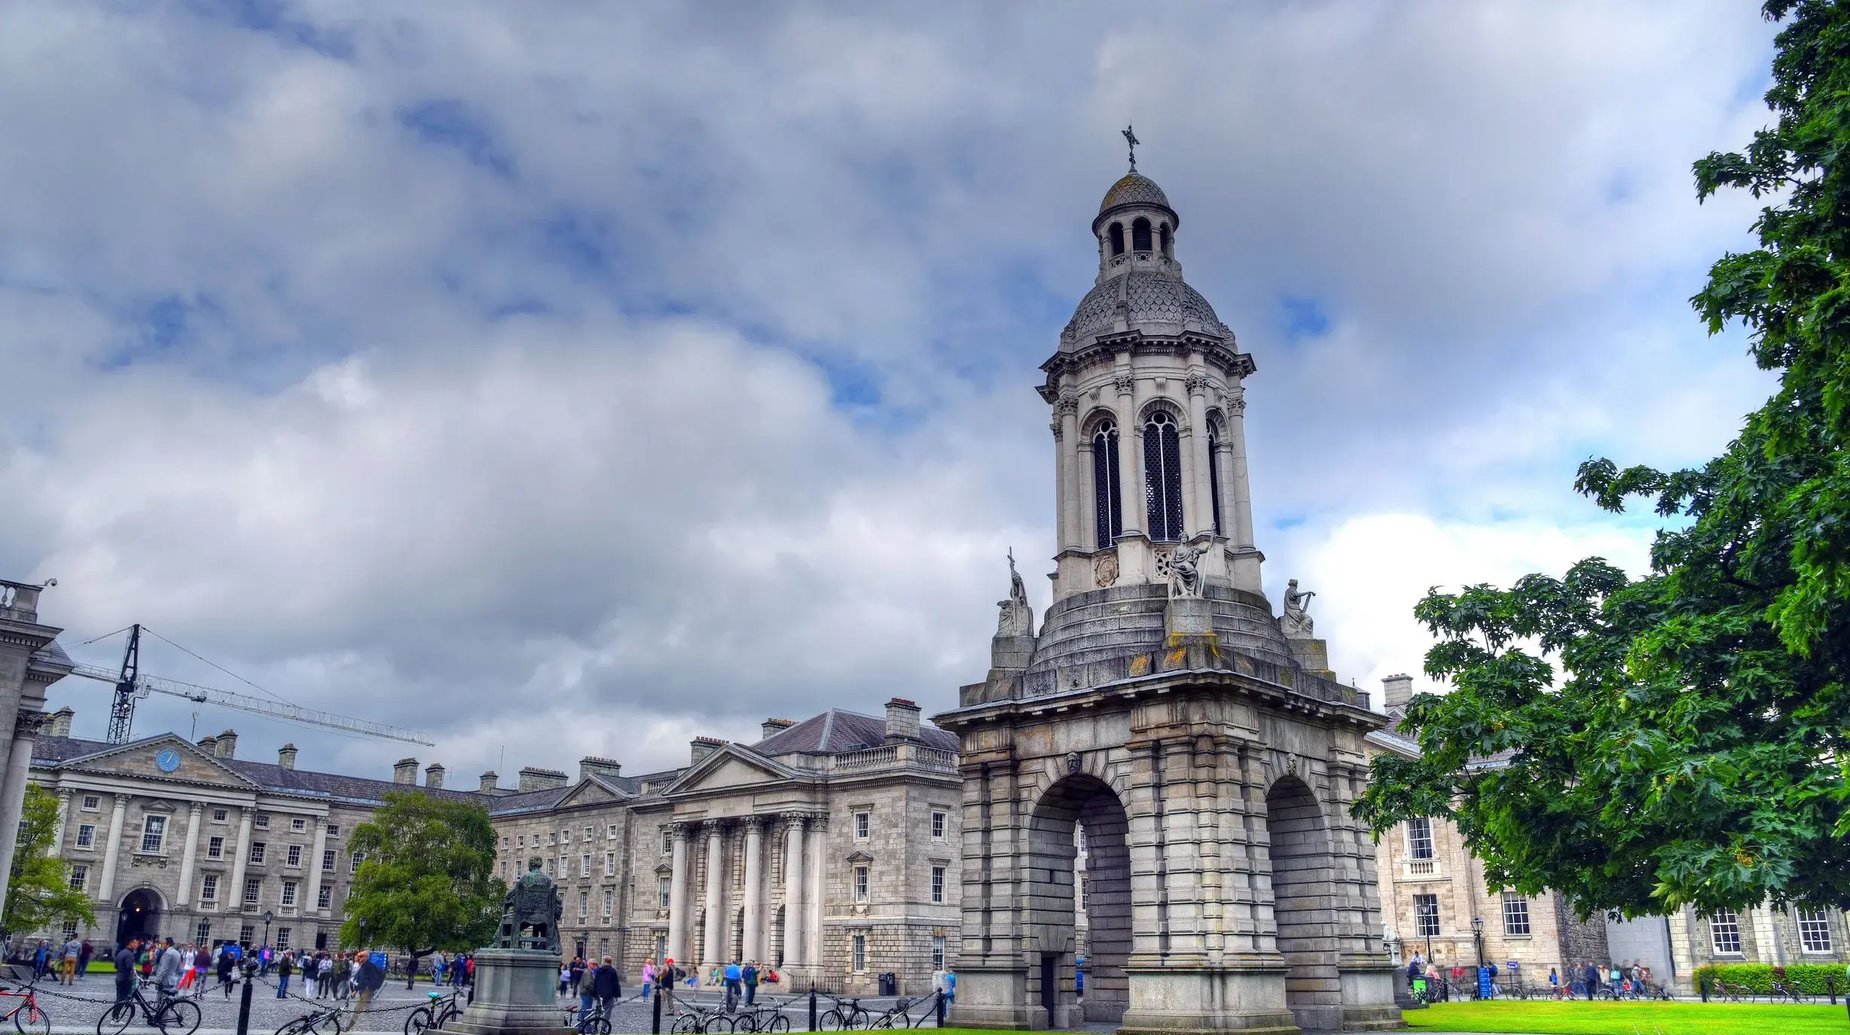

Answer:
[1122,124,1140,171]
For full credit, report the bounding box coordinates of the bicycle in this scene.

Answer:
[818,993,869,1031]
[671,1003,735,1033]
[1711,979,1751,1003]
[0,974,51,1035]
[564,999,612,1035]
[277,1001,353,1035]
[97,980,202,1035]
[868,992,942,1029]
[729,1000,791,1033]
[405,989,466,1035]
[1769,979,1812,1005]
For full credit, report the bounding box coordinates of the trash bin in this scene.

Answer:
[879,972,897,996]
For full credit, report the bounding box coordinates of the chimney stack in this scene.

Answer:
[214,730,237,759]
[579,757,622,783]
[46,707,73,738]
[393,757,419,784]
[277,744,298,770]
[424,763,445,789]
[517,767,569,792]
[198,735,217,754]
[479,771,499,793]
[884,697,922,743]
[1382,674,1416,713]
[690,736,725,766]
[760,718,797,740]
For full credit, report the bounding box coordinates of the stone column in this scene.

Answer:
[97,793,129,902]
[176,803,204,905]
[780,816,806,966]
[742,817,765,963]
[305,817,330,915]
[1225,388,1255,549]
[48,789,72,855]
[805,817,825,968]
[1076,437,1097,553]
[667,823,692,963]
[1056,395,1079,552]
[0,714,41,906]
[1185,373,1211,539]
[228,806,254,908]
[702,823,725,966]
[1113,372,1141,537]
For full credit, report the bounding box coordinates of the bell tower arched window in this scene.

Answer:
[1143,411,1183,542]
[1159,222,1173,258]
[1206,419,1224,536]
[1092,420,1122,549]
[1131,217,1153,253]
[1108,223,1125,257]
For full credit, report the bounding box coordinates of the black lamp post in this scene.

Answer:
[1471,916,1485,998]
[261,910,275,953]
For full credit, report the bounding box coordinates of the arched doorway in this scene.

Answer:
[1024,774,1130,1027]
[1266,776,1340,1031]
[115,888,163,947]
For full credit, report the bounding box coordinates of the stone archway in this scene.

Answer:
[1024,774,1130,1027]
[1266,776,1341,1031]
[115,887,164,947]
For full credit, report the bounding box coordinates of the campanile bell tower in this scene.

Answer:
[1042,144,1263,601]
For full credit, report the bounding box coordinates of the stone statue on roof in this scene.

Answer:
[1281,579,1316,638]
[997,549,1034,637]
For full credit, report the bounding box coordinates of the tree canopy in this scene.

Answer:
[339,791,502,960]
[5,784,97,936]
[1355,0,1850,919]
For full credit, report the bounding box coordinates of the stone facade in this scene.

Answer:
[0,579,69,917]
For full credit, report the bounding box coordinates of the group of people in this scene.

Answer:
[19,937,95,983]
[427,952,476,988]
[1562,959,1657,1000]
[563,956,625,1024]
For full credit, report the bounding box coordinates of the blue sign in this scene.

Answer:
[370,952,388,971]
[1476,966,1492,1000]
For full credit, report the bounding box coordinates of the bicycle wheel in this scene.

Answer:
[13,1000,49,1035]
[277,1017,318,1035]
[819,1010,845,1031]
[405,1006,434,1035]
[157,998,202,1035]
[96,1001,137,1035]
[708,1016,737,1033]
[435,1004,464,1029]
[767,1015,790,1033]
[671,1013,700,1034]
[583,1017,611,1035]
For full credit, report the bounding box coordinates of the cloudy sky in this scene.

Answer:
[1,1,1781,782]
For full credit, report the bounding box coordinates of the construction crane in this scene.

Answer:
[67,625,434,747]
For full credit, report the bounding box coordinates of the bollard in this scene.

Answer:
[809,988,818,1031]
[235,961,258,1035]
[936,991,946,1027]
[652,985,663,1034]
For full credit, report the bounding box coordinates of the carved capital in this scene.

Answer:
[13,710,46,739]
[1050,419,1063,440]
[1112,374,1135,396]
[189,802,204,815]
[670,821,698,842]
[1228,395,1247,416]
[743,815,766,833]
[1185,373,1210,396]
[1055,393,1079,417]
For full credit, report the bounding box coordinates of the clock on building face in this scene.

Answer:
[155,749,181,773]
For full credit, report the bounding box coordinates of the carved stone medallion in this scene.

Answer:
[1094,553,1119,588]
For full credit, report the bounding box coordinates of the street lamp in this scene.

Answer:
[1470,916,1485,999]
[261,910,275,952]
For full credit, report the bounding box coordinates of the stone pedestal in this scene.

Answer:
[1163,597,1214,641]
[1286,636,1334,679]
[992,634,1036,671]
[448,949,571,1035]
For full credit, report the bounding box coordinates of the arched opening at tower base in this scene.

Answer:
[116,887,163,947]
[1265,776,1342,1032]
[1024,774,1130,1028]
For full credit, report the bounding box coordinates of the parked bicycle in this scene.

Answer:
[1768,979,1812,1005]
[671,1002,737,1034]
[727,1000,792,1033]
[97,980,202,1035]
[277,1001,353,1035]
[406,989,467,1035]
[817,993,870,1031]
[566,999,613,1035]
[868,992,943,1029]
[0,973,51,1035]
[1712,979,1752,1003]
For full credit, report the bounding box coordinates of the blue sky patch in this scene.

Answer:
[398,99,516,179]
[1279,296,1331,340]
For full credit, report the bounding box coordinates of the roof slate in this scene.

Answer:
[750,708,957,755]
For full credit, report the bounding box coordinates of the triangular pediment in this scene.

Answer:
[553,776,631,810]
[58,735,260,789]
[661,745,799,796]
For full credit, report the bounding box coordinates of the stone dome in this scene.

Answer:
[1064,268,1225,342]
[1098,171,1171,215]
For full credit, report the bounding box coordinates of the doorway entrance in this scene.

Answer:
[1025,773,1130,1026]
[115,888,163,947]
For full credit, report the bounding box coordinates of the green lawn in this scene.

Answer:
[1406,999,1850,1034]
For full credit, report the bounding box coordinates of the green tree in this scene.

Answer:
[1355,0,1850,919]
[5,784,97,935]
[339,791,503,977]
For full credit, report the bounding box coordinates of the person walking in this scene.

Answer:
[332,953,352,1000]
[743,961,759,1006]
[577,964,598,1026]
[353,951,385,1016]
[592,956,622,1023]
[113,939,141,1006]
[275,950,295,998]
[657,957,679,1017]
[570,956,586,997]
[723,959,742,1011]
[216,945,237,998]
[78,941,93,981]
[58,935,80,985]
[641,959,655,1000]
[176,946,196,991]
[31,941,49,981]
